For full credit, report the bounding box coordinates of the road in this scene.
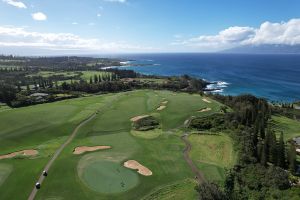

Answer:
[181,134,206,184]
[27,113,97,200]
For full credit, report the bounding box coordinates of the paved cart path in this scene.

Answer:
[181,134,206,184]
[27,113,97,200]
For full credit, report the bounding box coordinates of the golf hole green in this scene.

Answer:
[81,160,139,194]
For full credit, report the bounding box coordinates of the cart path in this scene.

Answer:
[27,113,97,200]
[181,134,206,184]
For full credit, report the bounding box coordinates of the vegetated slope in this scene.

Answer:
[188,134,237,184]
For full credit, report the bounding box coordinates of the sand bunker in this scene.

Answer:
[161,101,168,104]
[0,150,38,160]
[157,105,166,111]
[123,160,152,176]
[198,107,212,112]
[130,115,150,122]
[202,98,211,103]
[73,146,111,155]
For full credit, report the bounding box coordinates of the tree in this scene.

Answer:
[260,140,267,166]
[195,182,227,200]
[89,76,93,84]
[94,74,98,83]
[288,145,296,174]
[277,132,286,168]
[269,130,278,165]
[26,84,30,91]
[224,170,235,198]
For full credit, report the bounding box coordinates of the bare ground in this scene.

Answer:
[123,160,152,176]
[73,146,111,155]
[0,150,38,160]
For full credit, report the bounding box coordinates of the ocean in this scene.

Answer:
[109,53,300,102]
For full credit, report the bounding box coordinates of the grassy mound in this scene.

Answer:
[188,134,236,183]
[141,179,198,200]
[131,129,163,139]
[81,160,139,194]
[133,115,159,131]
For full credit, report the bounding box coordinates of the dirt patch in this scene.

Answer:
[123,160,152,176]
[198,107,212,112]
[157,105,166,111]
[0,150,38,160]
[130,115,150,122]
[202,98,211,103]
[73,146,111,155]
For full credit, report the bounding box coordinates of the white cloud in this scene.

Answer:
[104,0,126,3]
[172,18,300,51]
[72,22,78,25]
[0,25,154,53]
[2,0,27,9]
[31,12,47,21]
[97,13,102,17]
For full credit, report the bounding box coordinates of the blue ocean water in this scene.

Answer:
[112,53,300,102]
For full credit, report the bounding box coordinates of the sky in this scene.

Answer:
[0,0,300,55]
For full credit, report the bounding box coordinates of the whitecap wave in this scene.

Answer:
[216,81,230,87]
[120,61,131,65]
[206,80,230,93]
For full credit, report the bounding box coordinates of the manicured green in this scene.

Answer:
[81,160,139,194]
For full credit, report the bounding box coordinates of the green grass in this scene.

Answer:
[271,115,300,141]
[188,133,236,183]
[27,71,80,78]
[80,71,112,81]
[142,179,198,200]
[0,90,225,200]
[0,164,13,186]
[131,129,163,139]
[80,160,139,194]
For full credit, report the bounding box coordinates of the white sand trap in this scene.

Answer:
[157,105,166,111]
[161,101,168,104]
[0,150,38,160]
[130,115,150,122]
[202,98,212,103]
[123,160,152,176]
[73,146,111,155]
[198,107,212,112]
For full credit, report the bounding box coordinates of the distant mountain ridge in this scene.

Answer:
[222,44,300,54]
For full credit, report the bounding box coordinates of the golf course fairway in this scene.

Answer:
[0,90,227,200]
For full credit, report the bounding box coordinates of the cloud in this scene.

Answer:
[0,25,154,53]
[2,0,27,9]
[31,12,47,21]
[172,18,300,51]
[104,0,126,3]
[97,13,102,17]
[72,22,78,25]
